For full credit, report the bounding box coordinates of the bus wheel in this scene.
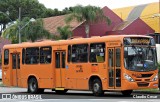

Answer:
[28,78,39,94]
[121,90,133,96]
[92,79,104,96]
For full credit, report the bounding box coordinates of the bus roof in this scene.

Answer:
[3,35,152,49]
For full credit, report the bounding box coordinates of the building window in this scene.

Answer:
[25,47,39,64]
[72,44,88,63]
[4,49,9,65]
[90,43,105,63]
[40,46,52,64]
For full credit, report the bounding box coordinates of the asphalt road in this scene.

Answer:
[0,79,160,102]
[0,86,160,102]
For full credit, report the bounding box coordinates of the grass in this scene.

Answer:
[139,88,159,92]
[0,80,4,87]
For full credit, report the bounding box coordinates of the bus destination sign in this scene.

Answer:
[124,37,155,45]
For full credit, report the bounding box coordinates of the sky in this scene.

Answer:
[38,0,159,10]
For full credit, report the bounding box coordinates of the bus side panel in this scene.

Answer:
[96,64,108,90]
[21,78,27,88]
[66,64,77,89]
[76,64,91,90]
[89,63,108,90]
[2,67,12,86]
[38,65,54,88]
[66,63,108,90]
[21,64,54,88]
[2,50,12,86]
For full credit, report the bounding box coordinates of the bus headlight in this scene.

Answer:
[152,74,158,81]
[124,73,134,82]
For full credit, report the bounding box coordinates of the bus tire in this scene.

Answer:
[28,77,39,94]
[121,90,132,96]
[92,78,104,96]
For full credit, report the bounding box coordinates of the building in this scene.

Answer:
[43,2,158,38]
[113,2,159,33]
[113,2,160,43]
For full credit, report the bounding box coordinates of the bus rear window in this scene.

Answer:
[4,49,9,65]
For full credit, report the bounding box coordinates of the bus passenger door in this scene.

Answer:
[108,48,121,89]
[12,53,20,86]
[54,51,66,88]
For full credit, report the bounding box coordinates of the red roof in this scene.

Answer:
[43,15,82,35]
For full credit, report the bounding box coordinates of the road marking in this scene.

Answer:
[18,101,31,102]
[118,101,136,102]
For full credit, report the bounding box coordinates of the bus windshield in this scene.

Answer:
[124,46,157,72]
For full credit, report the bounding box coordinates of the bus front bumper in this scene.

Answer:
[122,79,158,90]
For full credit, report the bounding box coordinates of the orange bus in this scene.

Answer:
[2,35,159,96]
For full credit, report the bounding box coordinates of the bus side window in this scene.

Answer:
[40,46,52,64]
[22,48,25,64]
[25,47,39,64]
[12,54,16,69]
[90,43,105,63]
[4,49,9,65]
[116,48,121,67]
[108,49,114,67]
[72,44,88,63]
[68,45,71,62]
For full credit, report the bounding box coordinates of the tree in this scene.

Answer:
[2,23,18,43]
[0,0,48,35]
[0,11,12,35]
[65,5,111,38]
[57,25,72,40]
[0,0,75,36]
[2,17,52,43]
[0,0,47,20]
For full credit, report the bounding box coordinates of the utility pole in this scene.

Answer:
[18,7,21,43]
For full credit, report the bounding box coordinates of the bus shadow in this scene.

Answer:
[133,91,160,95]
[10,91,134,99]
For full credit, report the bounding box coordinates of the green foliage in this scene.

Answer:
[0,0,46,20]
[2,17,52,43]
[65,5,111,25]
[65,5,111,38]
[57,25,72,40]
[0,58,2,64]
[2,23,18,43]
[0,0,73,35]
[158,63,160,76]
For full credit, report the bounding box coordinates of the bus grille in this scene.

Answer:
[141,74,153,77]
[137,74,153,78]
[137,82,149,87]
